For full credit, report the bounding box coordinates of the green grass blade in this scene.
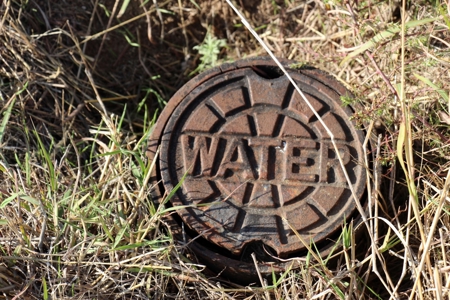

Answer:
[33,130,57,192]
[42,276,48,300]
[0,193,17,209]
[340,18,436,66]
[414,73,449,101]
[163,171,188,204]
[113,224,129,249]
[118,0,131,18]
[0,98,15,147]
[0,82,28,146]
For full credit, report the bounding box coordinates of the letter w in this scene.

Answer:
[181,135,219,176]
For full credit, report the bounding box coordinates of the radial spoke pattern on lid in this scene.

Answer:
[148,57,369,282]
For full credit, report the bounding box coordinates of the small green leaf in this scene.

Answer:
[191,31,227,75]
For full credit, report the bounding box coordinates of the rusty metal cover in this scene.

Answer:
[148,57,367,280]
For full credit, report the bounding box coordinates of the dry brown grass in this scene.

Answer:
[1,0,450,299]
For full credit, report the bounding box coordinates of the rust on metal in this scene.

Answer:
[148,57,367,281]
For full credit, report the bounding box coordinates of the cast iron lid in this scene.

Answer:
[148,57,366,262]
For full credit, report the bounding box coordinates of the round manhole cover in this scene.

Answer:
[148,57,368,281]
